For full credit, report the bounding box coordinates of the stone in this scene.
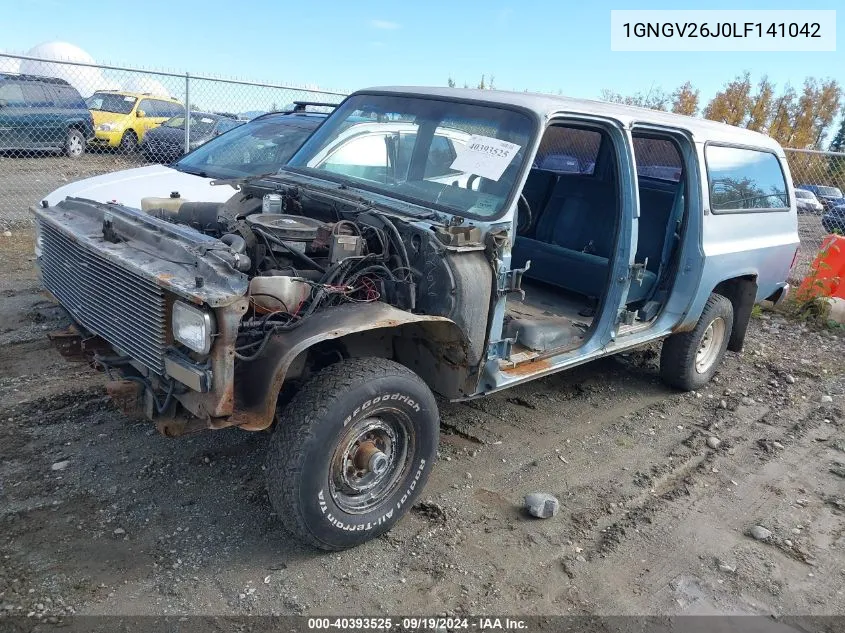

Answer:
[50,460,69,472]
[741,397,755,406]
[749,525,772,541]
[113,528,125,535]
[524,492,560,519]
[821,395,833,404]
[2,231,11,238]
[707,437,722,450]
[785,374,796,385]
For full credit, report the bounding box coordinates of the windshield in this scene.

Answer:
[174,116,317,179]
[86,92,136,114]
[795,190,813,199]
[286,94,535,218]
[164,113,219,135]
[817,186,843,198]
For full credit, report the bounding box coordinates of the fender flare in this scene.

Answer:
[228,302,473,430]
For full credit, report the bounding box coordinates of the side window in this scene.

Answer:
[534,126,601,174]
[53,85,84,108]
[138,99,155,116]
[425,134,458,178]
[167,102,183,117]
[0,82,26,104]
[21,83,51,106]
[706,145,788,212]
[633,137,683,182]
[322,133,388,181]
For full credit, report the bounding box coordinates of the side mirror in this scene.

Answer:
[136,110,145,118]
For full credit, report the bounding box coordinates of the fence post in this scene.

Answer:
[184,72,191,154]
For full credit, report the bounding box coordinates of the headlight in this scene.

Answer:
[96,123,119,132]
[172,301,215,354]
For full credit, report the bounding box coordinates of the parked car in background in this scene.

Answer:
[86,91,184,152]
[0,73,93,158]
[141,112,243,163]
[822,206,845,233]
[794,188,824,214]
[43,106,331,208]
[795,183,845,212]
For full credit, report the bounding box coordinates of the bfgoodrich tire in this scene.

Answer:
[266,358,439,550]
[660,293,734,391]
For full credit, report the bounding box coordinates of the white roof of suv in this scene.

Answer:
[363,87,784,153]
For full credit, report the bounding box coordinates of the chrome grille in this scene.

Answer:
[39,221,167,374]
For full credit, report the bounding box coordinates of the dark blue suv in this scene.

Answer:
[0,73,94,158]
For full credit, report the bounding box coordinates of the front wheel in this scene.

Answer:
[660,293,734,391]
[266,357,439,550]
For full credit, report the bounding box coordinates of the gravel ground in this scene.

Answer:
[1,230,844,619]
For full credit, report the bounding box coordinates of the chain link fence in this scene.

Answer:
[1,56,843,288]
[784,148,845,282]
[0,53,346,229]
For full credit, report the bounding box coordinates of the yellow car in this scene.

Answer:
[86,91,184,152]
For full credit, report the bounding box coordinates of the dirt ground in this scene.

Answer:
[1,229,844,619]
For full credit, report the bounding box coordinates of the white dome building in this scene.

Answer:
[20,41,110,96]
[123,75,170,98]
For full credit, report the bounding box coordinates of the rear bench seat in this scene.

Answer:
[512,173,660,303]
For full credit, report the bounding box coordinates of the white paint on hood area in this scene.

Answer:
[43,165,238,209]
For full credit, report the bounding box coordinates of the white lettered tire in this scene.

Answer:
[266,357,439,550]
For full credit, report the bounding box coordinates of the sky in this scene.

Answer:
[2,0,843,104]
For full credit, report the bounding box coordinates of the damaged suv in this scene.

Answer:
[35,87,799,550]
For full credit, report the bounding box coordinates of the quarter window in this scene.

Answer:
[706,145,788,212]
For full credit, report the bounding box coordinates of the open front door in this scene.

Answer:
[480,116,637,390]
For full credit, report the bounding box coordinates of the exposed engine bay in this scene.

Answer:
[137,181,485,366]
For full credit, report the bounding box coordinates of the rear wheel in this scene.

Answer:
[266,357,439,550]
[660,293,733,391]
[119,130,138,154]
[64,128,85,158]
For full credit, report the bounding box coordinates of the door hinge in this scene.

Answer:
[630,257,649,285]
[497,260,530,298]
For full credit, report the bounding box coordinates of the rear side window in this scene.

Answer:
[21,83,52,106]
[52,85,85,108]
[706,145,788,212]
[534,126,601,175]
[633,137,682,182]
[0,82,25,104]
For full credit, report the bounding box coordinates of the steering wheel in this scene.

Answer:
[516,194,532,234]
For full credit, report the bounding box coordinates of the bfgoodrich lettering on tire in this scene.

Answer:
[266,357,439,550]
[660,293,734,391]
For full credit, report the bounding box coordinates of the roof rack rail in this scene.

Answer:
[291,100,339,112]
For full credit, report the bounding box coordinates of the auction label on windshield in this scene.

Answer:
[451,135,521,182]
[611,10,835,51]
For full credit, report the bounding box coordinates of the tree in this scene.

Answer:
[768,86,796,146]
[478,74,486,90]
[671,82,699,116]
[599,86,669,111]
[447,77,455,88]
[269,101,279,112]
[747,76,774,132]
[703,72,752,126]
[829,114,845,152]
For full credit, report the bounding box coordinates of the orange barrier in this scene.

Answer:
[797,235,845,300]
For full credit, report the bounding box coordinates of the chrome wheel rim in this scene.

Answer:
[695,317,726,373]
[329,412,412,514]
